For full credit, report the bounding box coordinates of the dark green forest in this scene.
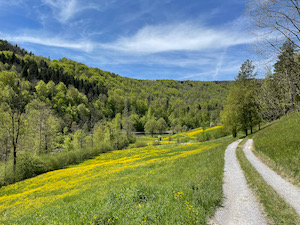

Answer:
[0,40,232,185]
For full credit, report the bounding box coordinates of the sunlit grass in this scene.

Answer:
[253,112,300,185]
[135,126,225,146]
[236,139,300,224]
[0,136,234,224]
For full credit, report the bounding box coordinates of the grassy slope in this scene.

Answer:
[135,126,224,146]
[0,136,234,225]
[253,113,300,185]
[236,140,300,225]
[167,126,223,142]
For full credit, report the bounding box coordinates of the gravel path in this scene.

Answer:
[243,139,300,216]
[213,140,267,225]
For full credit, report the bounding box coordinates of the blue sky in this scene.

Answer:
[0,0,259,81]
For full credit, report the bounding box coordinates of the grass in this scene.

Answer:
[167,126,225,143]
[253,112,300,185]
[134,126,226,146]
[236,139,300,225]
[0,136,234,225]
[0,142,113,187]
[134,134,171,146]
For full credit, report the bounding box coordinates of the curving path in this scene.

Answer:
[213,140,267,225]
[243,139,300,216]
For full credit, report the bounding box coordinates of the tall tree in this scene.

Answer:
[157,117,168,135]
[25,99,60,154]
[221,60,260,136]
[144,118,157,137]
[273,40,300,112]
[0,71,30,176]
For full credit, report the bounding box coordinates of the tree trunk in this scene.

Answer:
[232,128,237,138]
[45,134,48,153]
[39,111,42,154]
[4,138,8,180]
[13,144,17,177]
[259,122,261,130]
[245,128,248,136]
[250,126,253,134]
[11,114,17,179]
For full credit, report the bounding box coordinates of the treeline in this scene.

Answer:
[0,40,231,131]
[0,40,231,186]
[222,40,300,137]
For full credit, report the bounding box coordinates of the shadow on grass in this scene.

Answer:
[236,120,277,140]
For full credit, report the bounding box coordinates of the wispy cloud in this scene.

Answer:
[0,33,95,53]
[41,0,100,23]
[214,48,227,79]
[102,22,256,54]
[0,0,23,6]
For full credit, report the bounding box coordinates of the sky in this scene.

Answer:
[0,0,259,81]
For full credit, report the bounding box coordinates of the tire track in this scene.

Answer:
[243,139,300,216]
[213,140,267,225]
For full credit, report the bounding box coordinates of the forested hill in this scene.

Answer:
[0,39,233,185]
[0,39,232,133]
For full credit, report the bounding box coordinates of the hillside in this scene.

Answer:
[253,113,300,185]
[0,40,232,186]
[0,39,232,132]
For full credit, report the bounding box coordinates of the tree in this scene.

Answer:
[258,68,284,120]
[273,40,300,112]
[221,60,260,137]
[144,118,157,137]
[236,60,260,135]
[247,0,300,55]
[157,117,168,134]
[35,80,48,101]
[221,86,243,137]
[236,59,256,81]
[0,71,30,176]
[25,99,60,154]
[73,128,87,151]
[93,122,108,149]
[122,96,135,141]
[0,111,10,180]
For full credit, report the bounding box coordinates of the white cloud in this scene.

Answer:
[0,33,94,53]
[41,0,100,23]
[102,22,256,54]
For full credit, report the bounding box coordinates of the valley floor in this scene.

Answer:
[0,137,233,224]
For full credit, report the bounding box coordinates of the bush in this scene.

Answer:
[212,127,229,139]
[197,132,210,142]
[0,141,114,188]
[134,142,147,148]
[152,140,160,146]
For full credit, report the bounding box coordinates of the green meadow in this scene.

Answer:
[253,113,300,185]
[0,136,234,224]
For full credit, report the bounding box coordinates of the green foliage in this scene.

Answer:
[144,118,158,137]
[0,40,232,186]
[221,60,260,137]
[157,117,168,134]
[24,99,60,154]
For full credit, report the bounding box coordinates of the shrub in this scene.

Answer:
[152,140,160,146]
[0,141,114,188]
[134,142,147,148]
